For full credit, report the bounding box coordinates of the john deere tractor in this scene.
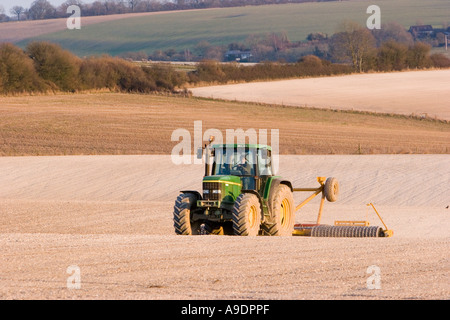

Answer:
[173,141,296,236]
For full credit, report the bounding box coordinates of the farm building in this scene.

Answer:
[409,25,434,39]
[225,50,253,62]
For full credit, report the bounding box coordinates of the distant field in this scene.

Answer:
[0,93,448,156]
[191,69,450,121]
[0,11,197,44]
[9,0,450,57]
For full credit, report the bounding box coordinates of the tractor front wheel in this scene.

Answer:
[173,193,200,235]
[232,193,262,236]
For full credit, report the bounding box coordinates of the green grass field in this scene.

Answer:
[17,0,450,57]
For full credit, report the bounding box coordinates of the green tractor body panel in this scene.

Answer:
[198,175,242,211]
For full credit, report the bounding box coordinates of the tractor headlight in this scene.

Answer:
[203,190,210,194]
[212,190,221,194]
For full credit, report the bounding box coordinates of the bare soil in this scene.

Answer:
[191,69,450,121]
[0,93,448,156]
[0,155,448,300]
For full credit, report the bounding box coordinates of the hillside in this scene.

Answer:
[6,0,449,57]
[0,11,195,43]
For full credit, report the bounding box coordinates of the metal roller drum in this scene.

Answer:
[310,225,383,237]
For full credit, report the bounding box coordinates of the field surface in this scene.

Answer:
[0,90,449,156]
[1,65,449,300]
[0,154,448,299]
[3,0,449,56]
[191,69,450,121]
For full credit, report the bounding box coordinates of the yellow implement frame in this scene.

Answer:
[335,221,370,226]
[293,177,327,225]
[366,203,394,237]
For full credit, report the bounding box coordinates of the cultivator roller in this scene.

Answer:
[310,225,384,237]
[292,178,393,238]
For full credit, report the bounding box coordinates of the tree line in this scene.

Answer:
[1,34,449,95]
[0,41,350,95]
[119,21,450,70]
[0,42,187,94]
[328,21,450,73]
[0,0,336,22]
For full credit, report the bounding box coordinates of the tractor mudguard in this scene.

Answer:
[180,191,202,202]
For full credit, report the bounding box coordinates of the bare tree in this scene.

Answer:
[28,0,56,20]
[330,21,376,72]
[129,0,140,12]
[372,22,414,47]
[103,0,126,14]
[10,6,24,21]
[0,5,10,22]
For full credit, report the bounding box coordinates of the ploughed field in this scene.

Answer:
[0,91,448,157]
[191,70,450,122]
[0,155,448,299]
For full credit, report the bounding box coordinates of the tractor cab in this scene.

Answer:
[207,144,273,191]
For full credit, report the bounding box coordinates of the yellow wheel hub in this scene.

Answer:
[248,205,258,228]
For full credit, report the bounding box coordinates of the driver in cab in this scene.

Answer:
[236,155,252,176]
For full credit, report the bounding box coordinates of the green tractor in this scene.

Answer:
[173,141,296,236]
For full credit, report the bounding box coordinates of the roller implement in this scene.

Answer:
[293,195,393,238]
[173,140,392,237]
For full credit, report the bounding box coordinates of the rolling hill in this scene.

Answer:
[6,0,450,57]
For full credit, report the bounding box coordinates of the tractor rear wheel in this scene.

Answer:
[232,193,261,236]
[263,184,294,236]
[173,193,199,235]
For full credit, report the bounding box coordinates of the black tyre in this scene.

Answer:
[263,184,294,236]
[173,193,199,235]
[232,193,261,236]
[324,177,339,202]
